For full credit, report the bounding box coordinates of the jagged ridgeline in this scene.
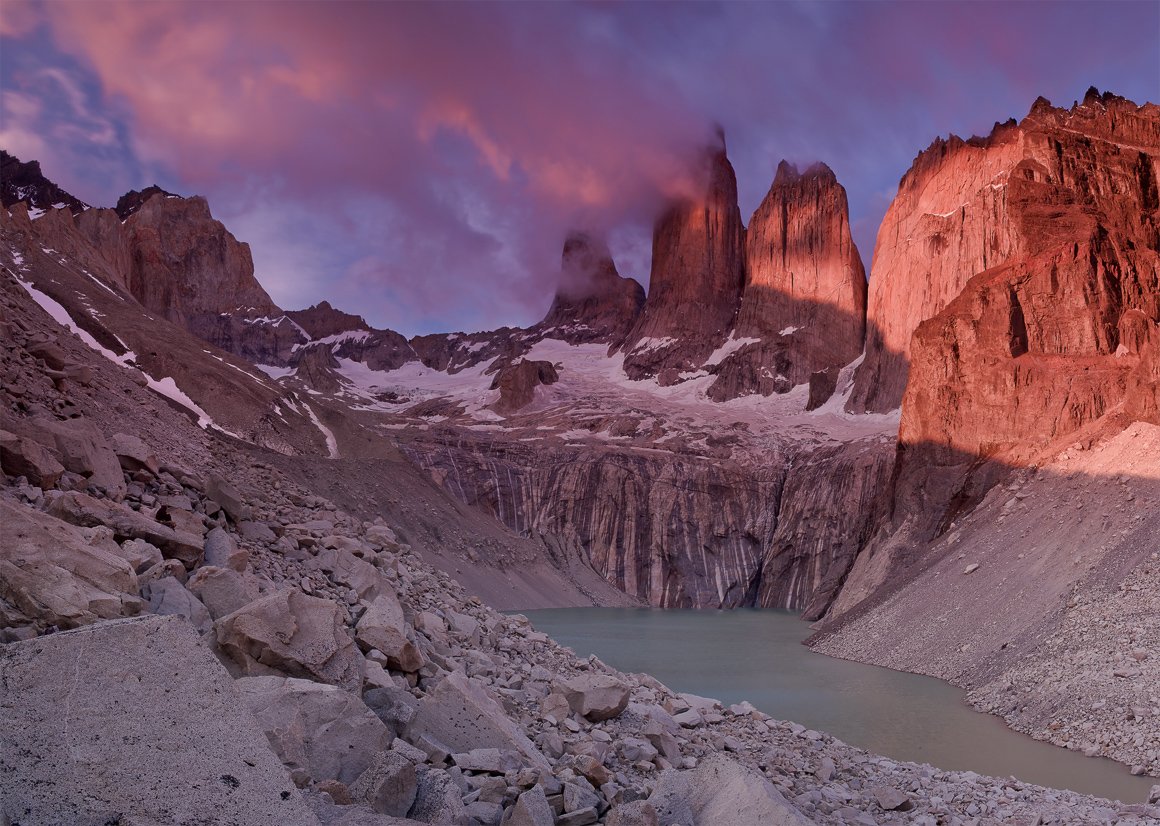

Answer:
[2,89,1159,822]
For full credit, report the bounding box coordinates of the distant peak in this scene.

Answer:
[115,185,182,219]
[0,149,89,215]
[773,160,836,188]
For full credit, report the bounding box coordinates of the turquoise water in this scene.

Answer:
[523,607,1155,803]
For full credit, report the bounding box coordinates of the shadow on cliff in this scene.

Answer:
[811,411,1160,632]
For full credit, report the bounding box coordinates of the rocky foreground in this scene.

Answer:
[3,280,1160,826]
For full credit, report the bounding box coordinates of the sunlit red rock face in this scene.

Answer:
[708,161,866,401]
[900,91,1160,472]
[848,89,1160,416]
[620,138,746,383]
[536,231,644,345]
[829,91,1160,618]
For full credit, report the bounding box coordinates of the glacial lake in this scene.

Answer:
[522,608,1156,803]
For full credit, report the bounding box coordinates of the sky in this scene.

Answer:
[1,1,1158,336]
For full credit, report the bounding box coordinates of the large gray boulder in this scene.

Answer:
[204,525,249,571]
[215,590,365,691]
[406,767,468,825]
[238,675,392,787]
[503,785,554,826]
[12,415,126,498]
[110,432,161,474]
[556,673,631,722]
[356,591,424,672]
[0,615,318,826]
[0,499,141,629]
[0,428,64,488]
[647,753,813,826]
[142,575,212,633]
[408,671,550,772]
[187,564,257,619]
[48,491,204,568]
[348,751,418,817]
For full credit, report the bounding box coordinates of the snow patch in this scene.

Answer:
[630,336,679,355]
[303,403,339,458]
[703,335,760,367]
[255,363,296,380]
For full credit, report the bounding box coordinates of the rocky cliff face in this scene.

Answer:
[848,90,1160,415]
[620,138,746,383]
[536,231,644,346]
[119,191,280,342]
[401,435,786,608]
[708,162,866,402]
[830,90,1160,617]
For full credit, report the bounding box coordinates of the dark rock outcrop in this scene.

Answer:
[536,231,644,346]
[489,359,559,413]
[0,150,89,215]
[286,301,371,340]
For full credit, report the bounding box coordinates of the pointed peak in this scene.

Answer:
[773,160,800,185]
[773,160,837,188]
[115,185,183,219]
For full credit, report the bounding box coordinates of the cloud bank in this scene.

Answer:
[1,1,1157,334]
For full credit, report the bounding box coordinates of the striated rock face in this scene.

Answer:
[621,138,745,382]
[709,162,866,402]
[537,231,644,346]
[757,439,895,620]
[402,436,785,608]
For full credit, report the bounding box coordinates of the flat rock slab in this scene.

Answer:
[0,615,319,826]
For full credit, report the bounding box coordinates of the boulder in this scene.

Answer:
[407,767,469,825]
[0,428,64,488]
[310,546,383,601]
[408,671,550,771]
[215,590,365,691]
[605,801,660,826]
[503,785,554,826]
[115,538,164,574]
[0,615,316,826]
[110,432,161,474]
[647,753,813,826]
[363,685,419,737]
[206,474,253,522]
[12,415,125,498]
[48,491,204,568]
[348,751,418,817]
[0,499,140,629]
[142,575,212,633]
[204,525,249,571]
[556,674,631,722]
[237,675,392,786]
[187,565,257,619]
[356,592,424,672]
